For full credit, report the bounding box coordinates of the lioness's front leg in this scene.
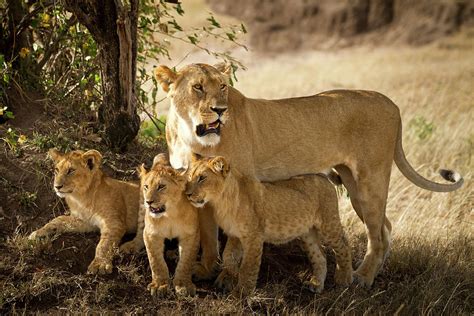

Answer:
[174,231,199,297]
[29,215,96,240]
[215,236,241,292]
[233,235,263,297]
[193,205,219,280]
[144,232,169,296]
[88,223,125,275]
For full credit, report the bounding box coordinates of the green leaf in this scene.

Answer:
[226,32,235,41]
[187,35,198,45]
[176,3,185,16]
[207,15,221,28]
[241,23,247,34]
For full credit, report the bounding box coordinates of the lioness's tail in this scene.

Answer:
[394,122,463,192]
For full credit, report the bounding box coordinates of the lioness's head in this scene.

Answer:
[138,154,186,218]
[48,148,103,198]
[155,63,232,147]
[185,155,230,208]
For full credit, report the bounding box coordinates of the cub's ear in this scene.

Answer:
[48,148,63,163]
[82,150,102,170]
[154,65,177,92]
[213,62,232,82]
[137,163,147,178]
[191,152,203,162]
[152,153,169,169]
[210,156,230,176]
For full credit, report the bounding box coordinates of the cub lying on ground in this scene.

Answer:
[139,154,200,297]
[186,155,352,296]
[28,149,140,274]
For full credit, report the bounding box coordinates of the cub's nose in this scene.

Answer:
[55,185,63,190]
[211,107,227,116]
[146,200,154,205]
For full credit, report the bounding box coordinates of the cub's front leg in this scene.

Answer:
[144,232,169,297]
[29,215,96,241]
[173,230,200,297]
[215,236,241,292]
[87,222,126,275]
[232,235,264,297]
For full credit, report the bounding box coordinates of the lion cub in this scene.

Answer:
[28,149,140,274]
[139,154,200,297]
[186,155,353,296]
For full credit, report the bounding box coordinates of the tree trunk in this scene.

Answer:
[64,0,140,150]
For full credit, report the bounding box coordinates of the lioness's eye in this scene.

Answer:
[193,84,203,92]
[144,184,149,190]
[198,175,206,183]
[220,84,227,90]
[158,184,166,191]
[67,168,75,175]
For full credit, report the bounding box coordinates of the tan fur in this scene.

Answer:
[139,154,199,297]
[156,63,463,287]
[28,149,140,274]
[186,156,352,296]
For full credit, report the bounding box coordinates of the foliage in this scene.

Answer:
[409,116,435,140]
[0,0,246,146]
[0,127,27,155]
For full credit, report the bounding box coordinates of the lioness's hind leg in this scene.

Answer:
[301,228,327,293]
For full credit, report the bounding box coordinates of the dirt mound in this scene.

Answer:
[207,0,474,51]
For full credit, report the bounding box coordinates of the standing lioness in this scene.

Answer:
[186,155,352,296]
[156,63,464,287]
[29,149,140,274]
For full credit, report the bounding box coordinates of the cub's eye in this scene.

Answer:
[157,184,166,191]
[144,184,149,190]
[198,175,206,183]
[67,168,75,175]
[220,84,227,90]
[193,84,203,92]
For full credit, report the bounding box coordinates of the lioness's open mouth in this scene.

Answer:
[149,205,166,214]
[196,120,221,137]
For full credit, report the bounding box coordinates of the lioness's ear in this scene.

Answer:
[48,148,63,163]
[210,156,230,176]
[154,65,177,92]
[82,150,102,170]
[137,163,147,178]
[213,62,232,82]
[152,153,169,169]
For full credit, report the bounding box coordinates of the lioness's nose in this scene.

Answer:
[211,107,227,116]
[55,185,63,190]
[146,200,154,205]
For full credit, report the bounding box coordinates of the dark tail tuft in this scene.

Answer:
[439,169,461,183]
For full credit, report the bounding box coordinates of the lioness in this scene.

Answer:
[28,149,140,274]
[139,154,199,297]
[155,63,464,287]
[186,155,353,296]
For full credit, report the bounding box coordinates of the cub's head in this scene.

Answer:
[185,155,230,208]
[48,148,103,198]
[138,154,186,218]
[155,63,232,147]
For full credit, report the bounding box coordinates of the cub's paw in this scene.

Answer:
[28,230,49,241]
[353,270,374,288]
[174,282,196,297]
[119,240,144,254]
[192,261,219,281]
[214,269,237,293]
[148,281,169,297]
[335,268,353,287]
[87,258,113,275]
[303,276,324,293]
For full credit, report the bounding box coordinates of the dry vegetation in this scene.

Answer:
[1,2,473,314]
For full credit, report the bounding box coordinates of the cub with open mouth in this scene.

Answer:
[138,154,200,297]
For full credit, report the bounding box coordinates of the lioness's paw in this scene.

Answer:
[174,282,196,297]
[87,258,113,275]
[119,240,143,254]
[353,270,374,288]
[192,261,219,281]
[148,281,169,297]
[303,276,324,293]
[214,269,237,292]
